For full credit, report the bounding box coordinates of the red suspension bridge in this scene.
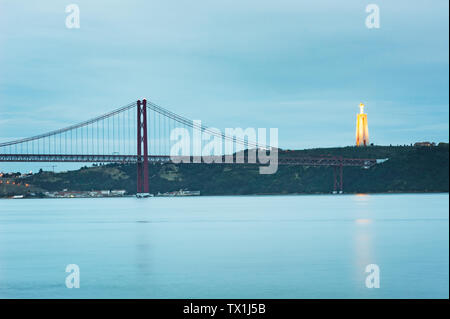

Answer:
[0,99,377,194]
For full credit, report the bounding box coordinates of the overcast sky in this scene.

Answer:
[0,0,448,172]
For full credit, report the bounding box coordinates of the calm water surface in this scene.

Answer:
[0,194,448,298]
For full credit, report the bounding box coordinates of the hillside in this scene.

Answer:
[1,144,448,197]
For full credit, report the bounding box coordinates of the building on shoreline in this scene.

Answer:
[44,190,127,198]
[156,189,201,197]
[414,141,436,147]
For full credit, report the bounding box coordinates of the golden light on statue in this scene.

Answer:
[356,103,369,146]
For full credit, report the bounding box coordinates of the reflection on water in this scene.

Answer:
[354,218,375,290]
[355,219,372,224]
[353,194,377,287]
[352,194,376,291]
[135,222,153,276]
[0,194,448,298]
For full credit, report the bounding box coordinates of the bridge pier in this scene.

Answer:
[136,99,150,197]
[333,164,343,194]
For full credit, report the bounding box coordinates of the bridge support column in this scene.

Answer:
[332,161,344,194]
[142,99,149,194]
[137,100,142,194]
[136,99,149,197]
[333,166,337,193]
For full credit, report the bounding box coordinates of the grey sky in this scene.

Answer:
[0,0,448,162]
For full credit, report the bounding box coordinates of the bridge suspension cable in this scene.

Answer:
[0,102,136,148]
[146,100,269,150]
[0,98,272,159]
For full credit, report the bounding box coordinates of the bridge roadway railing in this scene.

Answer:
[0,154,377,167]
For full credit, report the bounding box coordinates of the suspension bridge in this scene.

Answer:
[0,99,377,195]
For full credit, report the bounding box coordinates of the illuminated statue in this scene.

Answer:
[356,103,369,146]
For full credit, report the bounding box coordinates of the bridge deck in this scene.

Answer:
[0,154,377,167]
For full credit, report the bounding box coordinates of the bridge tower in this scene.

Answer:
[136,99,150,197]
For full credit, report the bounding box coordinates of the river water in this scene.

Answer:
[0,194,448,298]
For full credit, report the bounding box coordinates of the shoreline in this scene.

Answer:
[1,191,448,200]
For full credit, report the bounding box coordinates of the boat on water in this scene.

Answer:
[156,189,201,197]
[136,193,153,198]
[11,195,24,199]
